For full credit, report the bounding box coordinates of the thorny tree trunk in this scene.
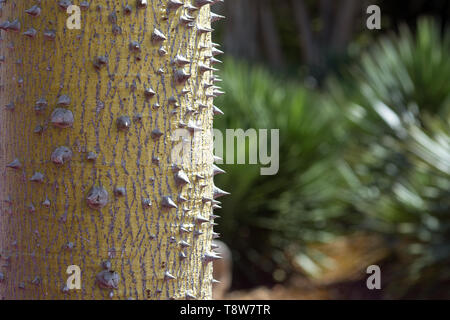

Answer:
[0,0,227,300]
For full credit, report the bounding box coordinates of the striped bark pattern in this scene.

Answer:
[0,0,225,300]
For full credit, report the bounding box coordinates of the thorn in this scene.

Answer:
[210,57,222,64]
[6,158,21,170]
[116,116,131,131]
[136,0,148,9]
[151,128,163,140]
[101,260,112,270]
[212,232,220,239]
[158,46,167,56]
[195,173,205,180]
[203,252,222,263]
[213,89,225,97]
[58,0,72,10]
[185,4,198,12]
[65,242,75,250]
[172,54,190,67]
[179,226,190,233]
[96,270,120,290]
[86,186,109,210]
[180,89,190,96]
[162,196,178,209]
[42,197,51,208]
[43,29,56,40]
[6,19,20,32]
[195,0,213,7]
[86,152,98,161]
[80,1,90,10]
[198,102,209,110]
[212,105,224,116]
[195,215,209,224]
[144,87,155,98]
[151,28,167,43]
[198,63,217,73]
[180,15,195,24]
[174,69,191,85]
[57,94,71,106]
[30,172,45,183]
[25,5,41,17]
[28,203,36,213]
[212,164,226,175]
[211,12,225,22]
[179,240,191,248]
[22,28,37,38]
[51,108,74,128]
[175,170,190,186]
[5,102,14,111]
[194,230,204,237]
[202,197,213,204]
[212,47,224,56]
[197,26,214,35]
[187,121,202,133]
[142,198,152,208]
[164,271,176,281]
[168,0,184,10]
[185,291,196,300]
[213,186,230,199]
[123,5,132,14]
[129,40,141,52]
[4,195,12,205]
[212,279,221,284]
[0,21,11,31]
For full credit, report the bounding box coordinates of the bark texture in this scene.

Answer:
[0,0,224,300]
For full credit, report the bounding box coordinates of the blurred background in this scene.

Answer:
[211,0,450,299]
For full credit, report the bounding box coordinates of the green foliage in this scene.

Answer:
[332,18,450,298]
[214,59,348,287]
[214,18,450,297]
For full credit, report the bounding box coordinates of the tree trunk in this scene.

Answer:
[0,0,225,300]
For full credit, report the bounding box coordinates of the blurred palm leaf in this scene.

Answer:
[330,18,450,298]
[214,59,348,287]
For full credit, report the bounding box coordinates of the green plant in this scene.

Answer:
[214,18,450,298]
[331,18,450,298]
[214,59,348,288]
